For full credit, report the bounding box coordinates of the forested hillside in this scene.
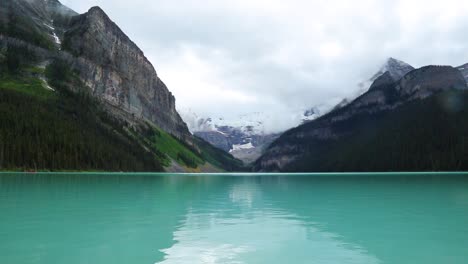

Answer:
[274,90,468,172]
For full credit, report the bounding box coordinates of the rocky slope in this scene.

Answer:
[62,6,190,140]
[0,0,242,172]
[2,1,190,140]
[370,57,415,83]
[255,65,468,172]
[334,58,415,111]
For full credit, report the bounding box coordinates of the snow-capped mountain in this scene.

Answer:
[178,58,415,164]
[358,57,414,92]
[333,57,415,111]
[371,57,415,82]
[181,108,322,135]
[181,109,324,164]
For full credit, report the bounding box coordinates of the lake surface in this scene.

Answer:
[1,173,468,264]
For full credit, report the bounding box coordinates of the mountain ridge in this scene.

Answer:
[0,0,243,172]
[254,64,468,172]
[63,5,191,140]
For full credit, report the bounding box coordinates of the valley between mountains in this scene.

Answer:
[1,0,468,172]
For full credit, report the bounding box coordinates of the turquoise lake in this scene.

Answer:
[1,173,468,264]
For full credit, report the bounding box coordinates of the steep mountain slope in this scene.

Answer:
[334,58,415,111]
[255,65,468,172]
[0,72,164,171]
[369,57,415,83]
[62,6,190,140]
[0,0,242,172]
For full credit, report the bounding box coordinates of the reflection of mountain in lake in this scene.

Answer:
[2,174,468,264]
[159,181,380,264]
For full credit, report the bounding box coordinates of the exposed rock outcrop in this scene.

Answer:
[194,131,232,152]
[62,6,190,139]
[457,63,468,83]
[398,66,467,99]
[1,0,244,172]
[372,57,415,81]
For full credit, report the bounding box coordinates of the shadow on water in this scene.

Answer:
[1,173,468,264]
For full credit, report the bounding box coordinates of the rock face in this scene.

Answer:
[255,65,468,172]
[1,0,244,172]
[334,66,466,118]
[398,66,467,99]
[195,131,232,152]
[372,57,415,82]
[368,71,395,90]
[63,6,190,139]
[335,58,415,112]
[3,0,190,140]
[457,63,468,83]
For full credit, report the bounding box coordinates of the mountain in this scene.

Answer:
[371,57,415,82]
[0,0,243,172]
[331,58,416,111]
[254,65,468,172]
[63,6,191,140]
[181,110,280,164]
[181,107,324,164]
[358,57,415,93]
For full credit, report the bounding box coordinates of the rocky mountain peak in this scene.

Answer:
[88,6,106,15]
[255,63,468,172]
[84,6,113,24]
[372,57,415,83]
[63,6,191,140]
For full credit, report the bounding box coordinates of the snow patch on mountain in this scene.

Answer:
[332,57,415,112]
[180,108,323,135]
[230,142,254,152]
[360,57,415,92]
[43,20,61,48]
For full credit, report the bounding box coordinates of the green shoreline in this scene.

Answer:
[1,171,468,176]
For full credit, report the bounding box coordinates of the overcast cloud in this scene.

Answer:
[62,0,468,132]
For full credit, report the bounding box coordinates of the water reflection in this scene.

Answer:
[159,181,380,264]
[1,173,468,264]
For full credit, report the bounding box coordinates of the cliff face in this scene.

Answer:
[398,66,467,99]
[255,66,468,172]
[1,1,244,172]
[63,7,190,139]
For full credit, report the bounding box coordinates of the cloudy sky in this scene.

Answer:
[62,0,468,132]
